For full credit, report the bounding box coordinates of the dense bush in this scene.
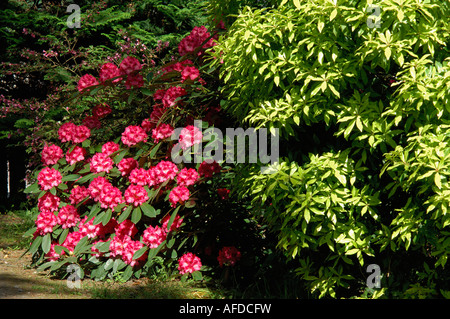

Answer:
[210,0,450,298]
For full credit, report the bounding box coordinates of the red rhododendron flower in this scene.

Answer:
[99,62,121,83]
[56,205,80,229]
[129,168,149,186]
[62,231,83,252]
[118,157,138,176]
[41,144,63,166]
[198,160,221,178]
[38,167,62,190]
[169,186,190,207]
[152,123,174,143]
[162,214,183,232]
[153,89,166,101]
[99,184,123,210]
[38,192,60,213]
[217,188,230,200]
[88,176,112,201]
[176,168,199,187]
[115,220,138,238]
[121,238,145,267]
[58,122,77,143]
[141,118,154,133]
[181,66,200,82]
[162,86,187,108]
[69,185,89,205]
[78,216,102,239]
[125,73,144,89]
[101,141,120,156]
[161,60,193,74]
[72,125,91,144]
[82,115,102,129]
[217,246,241,267]
[36,211,57,235]
[154,160,179,184]
[46,243,65,261]
[90,152,114,173]
[179,125,203,149]
[124,184,149,207]
[66,146,87,165]
[92,103,112,119]
[121,125,148,146]
[178,252,202,274]
[142,225,166,249]
[119,56,142,75]
[77,74,99,92]
[178,26,216,56]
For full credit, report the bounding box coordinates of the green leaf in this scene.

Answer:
[24,182,39,194]
[29,236,43,255]
[118,205,133,223]
[165,206,180,232]
[133,246,148,260]
[192,270,203,281]
[42,233,51,254]
[293,0,301,9]
[59,228,69,245]
[102,209,112,226]
[62,174,81,182]
[434,173,442,189]
[131,206,142,224]
[141,202,157,218]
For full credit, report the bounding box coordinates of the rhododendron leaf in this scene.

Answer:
[62,174,81,182]
[141,202,157,218]
[133,246,148,261]
[141,88,152,96]
[192,270,202,281]
[42,233,51,254]
[59,228,69,245]
[76,172,95,184]
[121,265,133,282]
[73,236,89,255]
[113,258,127,273]
[87,203,101,221]
[93,211,106,225]
[149,142,161,158]
[147,242,164,261]
[29,236,42,255]
[131,207,142,224]
[165,206,180,232]
[104,258,114,270]
[102,209,112,226]
[117,205,133,224]
[24,182,39,194]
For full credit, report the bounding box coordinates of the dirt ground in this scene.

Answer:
[0,248,87,299]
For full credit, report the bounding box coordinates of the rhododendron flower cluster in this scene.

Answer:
[176,168,199,187]
[92,103,112,119]
[153,161,179,184]
[198,160,222,178]
[58,122,90,144]
[169,186,190,207]
[69,186,89,205]
[124,184,149,207]
[98,184,123,210]
[118,158,138,176]
[77,74,99,92]
[41,144,63,165]
[56,205,80,229]
[66,146,87,165]
[101,141,120,156]
[99,63,121,83]
[38,192,60,213]
[217,246,241,267]
[159,86,187,108]
[62,231,83,252]
[217,188,230,200]
[178,252,202,274]
[90,152,114,173]
[152,123,174,143]
[129,168,149,186]
[143,225,166,248]
[121,125,148,146]
[162,214,184,232]
[38,167,62,190]
[179,125,203,149]
[119,56,142,75]
[36,211,57,235]
[178,26,216,56]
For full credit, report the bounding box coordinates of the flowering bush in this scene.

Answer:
[23,24,235,283]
